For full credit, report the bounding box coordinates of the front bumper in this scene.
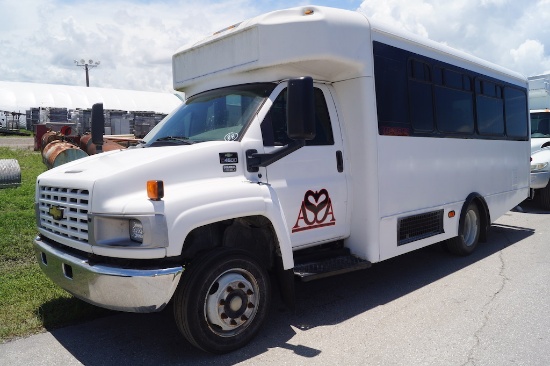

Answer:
[34,236,183,313]
[530,171,550,189]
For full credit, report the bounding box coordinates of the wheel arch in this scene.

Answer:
[176,212,297,312]
[167,196,294,269]
[174,214,297,312]
[183,216,279,266]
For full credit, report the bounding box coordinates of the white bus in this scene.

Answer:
[35,6,530,353]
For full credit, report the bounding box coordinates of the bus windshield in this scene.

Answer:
[143,83,275,146]
[531,112,550,138]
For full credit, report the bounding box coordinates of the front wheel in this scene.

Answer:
[173,249,271,354]
[446,202,480,256]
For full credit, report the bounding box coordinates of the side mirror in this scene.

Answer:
[287,77,315,140]
[91,103,105,146]
[246,77,316,171]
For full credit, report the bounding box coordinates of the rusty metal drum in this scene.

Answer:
[80,134,123,155]
[41,131,61,152]
[42,140,88,169]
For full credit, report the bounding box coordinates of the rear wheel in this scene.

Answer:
[446,202,480,256]
[173,249,270,354]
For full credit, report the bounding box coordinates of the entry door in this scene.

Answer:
[260,84,348,248]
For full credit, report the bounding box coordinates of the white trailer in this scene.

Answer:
[34,6,530,353]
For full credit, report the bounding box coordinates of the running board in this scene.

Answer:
[293,255,372,282]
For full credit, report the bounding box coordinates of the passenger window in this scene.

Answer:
[410,59,431,82]
[434,86,475,134]
[463,76,472,91]
[408,59,434,132]
[262,88,334,146]
[504,87,528,138]
[409,81,434,132]
[374,54,409,126]
[444,69,463,90]
[476,95,504,136]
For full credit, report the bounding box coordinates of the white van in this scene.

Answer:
[34,6,530,353]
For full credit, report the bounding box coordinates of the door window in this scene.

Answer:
[261,88,334,146]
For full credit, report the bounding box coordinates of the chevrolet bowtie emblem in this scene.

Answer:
[48,206,65,221]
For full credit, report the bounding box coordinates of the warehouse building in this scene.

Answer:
[0,81,182,136]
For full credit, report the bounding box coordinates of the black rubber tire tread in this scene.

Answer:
[173,248,270,354]
[446,202,480,256]
[538,184,550,210]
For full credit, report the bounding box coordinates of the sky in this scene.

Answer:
[1,0,549,94]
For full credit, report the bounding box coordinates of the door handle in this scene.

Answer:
[336,150,344,173]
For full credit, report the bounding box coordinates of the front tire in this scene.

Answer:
[173,249,271,354]
[446,202,480,256]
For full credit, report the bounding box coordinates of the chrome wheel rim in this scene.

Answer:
[463,209,479,247]
[204,269,260,337]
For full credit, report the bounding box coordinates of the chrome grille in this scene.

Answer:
[38,185,90,243]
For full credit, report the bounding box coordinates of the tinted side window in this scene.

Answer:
[504,87,528,139]
[409,59,434,132]
[434,86,474,134]
[476,95,504,136]
[373,41,528,141]
[262,88,334,147]
[444,69,463,90]
[410,82,434,132]
[374,42,409,134]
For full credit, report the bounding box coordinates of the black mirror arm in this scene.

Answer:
[246,140,305,171]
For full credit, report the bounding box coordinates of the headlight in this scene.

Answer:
[531,162,549,172]
[129,219,144,242]
[90,213,168,248]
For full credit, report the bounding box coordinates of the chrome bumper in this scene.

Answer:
[34,236,183,313]
[530,171,550,189]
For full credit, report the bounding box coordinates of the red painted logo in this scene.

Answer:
[292,189,336,233]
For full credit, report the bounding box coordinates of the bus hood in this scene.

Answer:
[37,141,246,206]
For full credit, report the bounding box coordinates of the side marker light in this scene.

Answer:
[147,180,164,201]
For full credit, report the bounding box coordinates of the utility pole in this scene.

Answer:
[74,59,100,87]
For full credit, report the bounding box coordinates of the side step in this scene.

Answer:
[293,255,372,282]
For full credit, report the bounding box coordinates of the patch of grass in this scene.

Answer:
[0,148,43,265]
[0,147,111,343]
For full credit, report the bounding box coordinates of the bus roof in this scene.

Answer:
[172,5,526,96]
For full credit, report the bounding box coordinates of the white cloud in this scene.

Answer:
[0,0,264,92]
[359,0,550,77]
[510,40,547,75]
[1,0,549,93]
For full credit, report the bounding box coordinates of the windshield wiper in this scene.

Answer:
[151,136,195,145]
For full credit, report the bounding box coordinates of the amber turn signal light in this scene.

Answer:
[147,180,164,201]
